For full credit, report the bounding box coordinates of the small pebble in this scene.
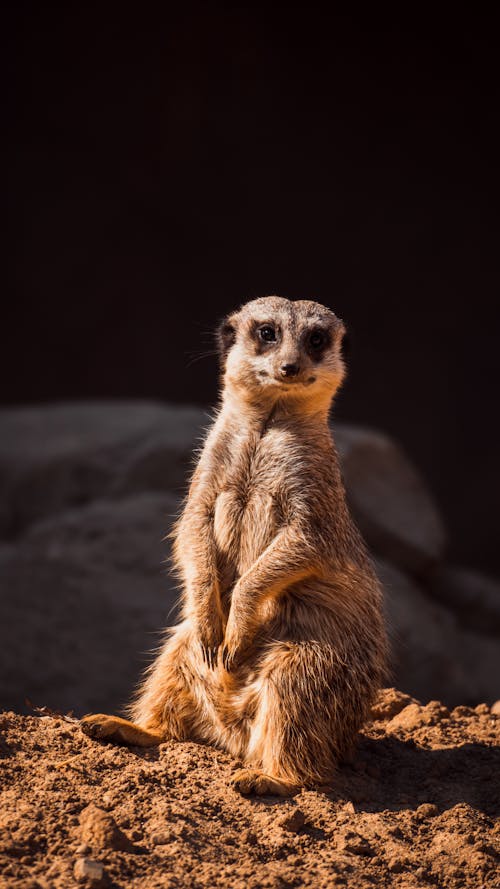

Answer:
[343,836,373,856]
[474,703,490,715]
[370,689,413,720]
[452,705,473,718]
[79,804,132,851]
[151,830,173,845]
[241,829,258,845]
[277,808,306,833]
[74,857,105,885]
[342,801,355,815]
[387,857,405,873]
[416,803,438,820]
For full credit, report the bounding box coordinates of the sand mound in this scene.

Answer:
[0,689,499,888]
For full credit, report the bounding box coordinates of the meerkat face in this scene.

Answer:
[217,296,346,405]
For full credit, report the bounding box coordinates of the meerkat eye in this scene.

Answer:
[258,325,276,343]
[309,329,325,349]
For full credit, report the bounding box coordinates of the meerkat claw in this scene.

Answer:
[222,645,234,672]
[200,643,219,669]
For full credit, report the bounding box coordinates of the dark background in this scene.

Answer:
[5,7,499,575]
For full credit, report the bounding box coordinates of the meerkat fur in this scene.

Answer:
[82,296,388,796]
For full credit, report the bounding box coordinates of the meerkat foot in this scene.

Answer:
[81,714,163,747]
[230,768,298,797]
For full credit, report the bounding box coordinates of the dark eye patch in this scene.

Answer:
[309,330,325,349]
[305,327,331,360]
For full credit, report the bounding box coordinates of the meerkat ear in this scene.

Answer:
[216,314,238,362]
[334,316,346,339]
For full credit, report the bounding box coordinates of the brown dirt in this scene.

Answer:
[0,690,499,889]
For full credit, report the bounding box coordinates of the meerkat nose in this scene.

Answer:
[280,363,300,377]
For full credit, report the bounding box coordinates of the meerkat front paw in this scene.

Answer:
[230,768,298,797]
[222,614,250,671]
[197,603,224,670]
[198,624,223,669]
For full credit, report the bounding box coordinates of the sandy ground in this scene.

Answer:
[0,690,499,889]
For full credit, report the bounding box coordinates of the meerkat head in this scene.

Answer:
[217,296,346,409]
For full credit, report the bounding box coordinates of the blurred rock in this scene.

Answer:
[335,423,446,574]
[0,501,494,716]
[0,493,180,715]
[428,564,500,635]
[0,401,497,713]
[0,404,446,580]
[0,401,206,537]
[378,560,499,706]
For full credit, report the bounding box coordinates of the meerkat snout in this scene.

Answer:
[279,362,299,378]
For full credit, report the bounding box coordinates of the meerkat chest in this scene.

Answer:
[212,430,292,574]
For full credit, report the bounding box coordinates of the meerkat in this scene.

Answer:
[82,296,388,796]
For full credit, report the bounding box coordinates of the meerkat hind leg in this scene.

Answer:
[230,767,298,797]
[81,713,163,747]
